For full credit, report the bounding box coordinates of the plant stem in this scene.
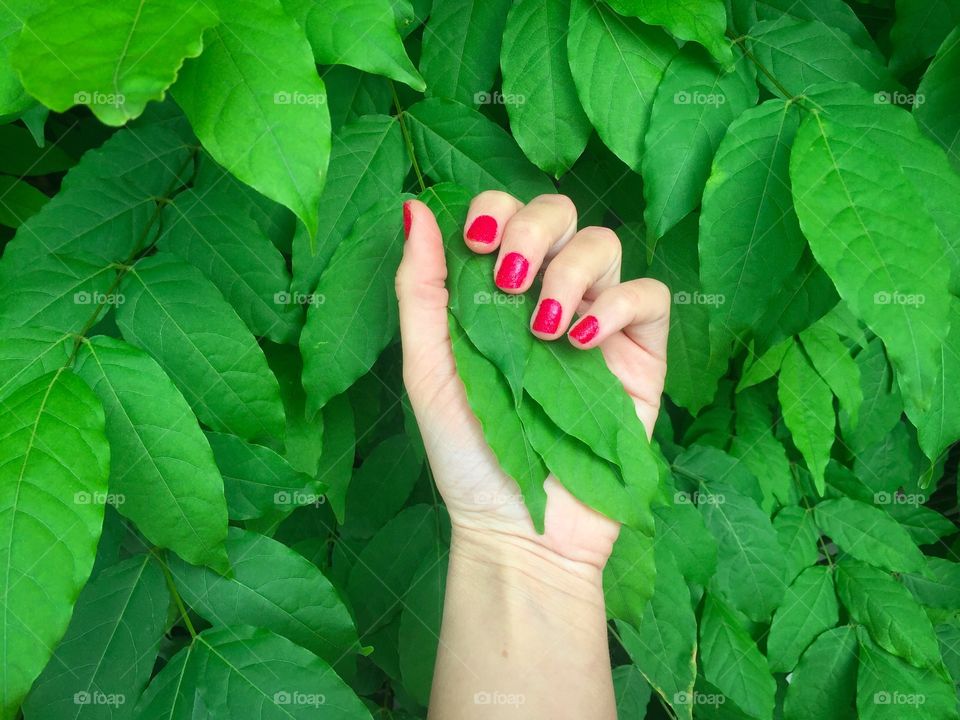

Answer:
[152,549,198,639]
[390,81,427,193]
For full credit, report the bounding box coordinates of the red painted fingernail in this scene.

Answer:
[466,215,498,244]
[533,299,562,334]
[403,201,412,239]
[570,315,599,345]
[495,252,529,289]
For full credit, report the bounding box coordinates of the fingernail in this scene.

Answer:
[466,215,498,244]
[495,252,529,289]
[533,299,562,334]
[570,315,599,345]
[403,201,412,240]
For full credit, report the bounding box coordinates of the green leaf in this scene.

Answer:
[406,97,555,200]
[448,316,548,531]
[731,386,794,510]
[420,0,512,105]
[300,194,408,416]
[888,0,960,75]
[22,555,169,718]
[347,505,444,632]
[700,100,806,337]
[13,0,217,125]
[605,0,733,66]
[778,339,835,494]
[698,482,787,622]
[74,336,229,571]
[323,66,392,132]
[799,320,862,428]
[117,253,285,442]
[205,431,323,522]
[914,299,960,462]
[885,503,956,546]
[616,550,696,720]
[343,434,422,538]
[642,45,757,239]
[0,328,72,404]
[748,16,893,96]
[836,560,943,669]
[500,0,592,176]
[316,393,356,524]
[0,1,45,115]
[613,665,652,719]
[0,370,109,718]
[398,547,446,706]
[158,188,301,344]
[0,124,74,176]
[699,592,776,720]
[915,27,960,171]
[0,125,194,269]
[654,501,718,587]
[567,0,677,172]
[842,337,903,454]
[783,626,858,720]
[135,626,372,719]
[0,175,48,228]
[291,115,408,293]
[814,496,925,573]
[756,0,876,50]
[856,629,958,720]
[170,528,360,666]
[647,213,729,413]
[767,566,839,672]
[790,109,953,417]
[901,558,960,610]
[519,395,655,532]
[282,0,425,90]
[603,526,656,627]
[774,506,821,584]
[171,0,331,237]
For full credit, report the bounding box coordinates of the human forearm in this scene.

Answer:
[428,525,616,720]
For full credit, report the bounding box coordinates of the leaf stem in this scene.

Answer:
[390,81,427,193]
[152,548,198,639]
[730,35,815,113]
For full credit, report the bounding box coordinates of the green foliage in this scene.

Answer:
[0,1,958,718]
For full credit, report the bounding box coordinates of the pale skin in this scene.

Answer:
[395,192,670,720]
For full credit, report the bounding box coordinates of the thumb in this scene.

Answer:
[396,199,456,393]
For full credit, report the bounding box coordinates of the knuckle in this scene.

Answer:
[503,216,549,247]
[579,226,621,256]
[543,255,594,290]
[532,193,577,218]
[473,189,516,207]
[644,278,673,309]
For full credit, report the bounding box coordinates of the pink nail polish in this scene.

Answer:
[570,315,599,345]
[533,299,562,334]
[495,252,529,289]
[466,215,498,244]
[403,201,412,240]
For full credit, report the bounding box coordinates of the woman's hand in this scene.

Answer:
[396,192,670,571]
